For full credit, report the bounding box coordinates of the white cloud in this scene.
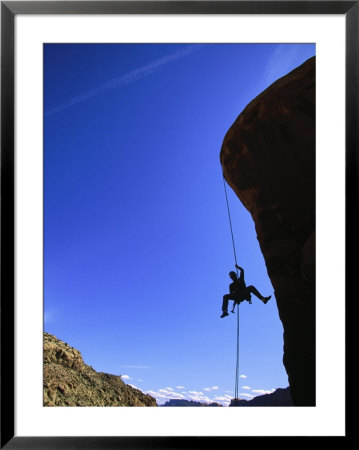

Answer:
[214,395,232,401]
[45,44,203,117]
[121,375,131,380]
[213,395,233,406]
[147,388,187,404]
[252,389,275,395]
[239,374,247,378]
[146,385,231,406]
[186,393,212,404]
[145,383,238,407]
[239,393,255,398]
[146,383,277,406]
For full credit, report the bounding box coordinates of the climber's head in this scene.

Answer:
[229,271,237,280]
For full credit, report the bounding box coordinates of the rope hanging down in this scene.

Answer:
[222,173,238,274]
[234,305,240,406]
[222,172,240,407]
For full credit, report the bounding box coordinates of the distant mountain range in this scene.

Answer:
[161,387,293,407]
[162,399,222,407]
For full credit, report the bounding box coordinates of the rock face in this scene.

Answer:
[220,57,315,406]
[43,332,157,406]
[230,387,293,407]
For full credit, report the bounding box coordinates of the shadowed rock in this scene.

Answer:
[230,387,293,406]
[220,57,315,406]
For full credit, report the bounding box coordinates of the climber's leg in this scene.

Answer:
[221,294,232,318]
[231,300,239,313]
[247,285,271,303]
[247,285,264,299]
[222,294,231,312]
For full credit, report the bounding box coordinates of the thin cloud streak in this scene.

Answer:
[45,44,203,117]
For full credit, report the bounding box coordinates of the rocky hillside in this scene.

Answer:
[43,332,157,406]
[229,387,293,407]
[220,57,316,406]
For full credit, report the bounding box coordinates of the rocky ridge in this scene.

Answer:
[43,332,157,406]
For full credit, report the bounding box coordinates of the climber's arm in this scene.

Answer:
[235,265,245,283]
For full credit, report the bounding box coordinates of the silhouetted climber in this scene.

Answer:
[220,264,271,318]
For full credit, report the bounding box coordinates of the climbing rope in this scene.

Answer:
[222,171,240,407]
[234,306,240,406]
[222,173,238,275]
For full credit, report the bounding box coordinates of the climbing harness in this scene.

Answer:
[222,171,241,406]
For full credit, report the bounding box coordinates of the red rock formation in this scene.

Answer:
[220,57,315,406]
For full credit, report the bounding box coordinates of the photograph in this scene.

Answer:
[43,42,316,408]
[1,1,352,444]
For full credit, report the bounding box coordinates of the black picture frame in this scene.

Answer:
[1,1,354,447]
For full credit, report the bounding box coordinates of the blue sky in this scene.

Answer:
[44,43,315,406]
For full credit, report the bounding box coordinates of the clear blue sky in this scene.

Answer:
[44,43,315,406]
